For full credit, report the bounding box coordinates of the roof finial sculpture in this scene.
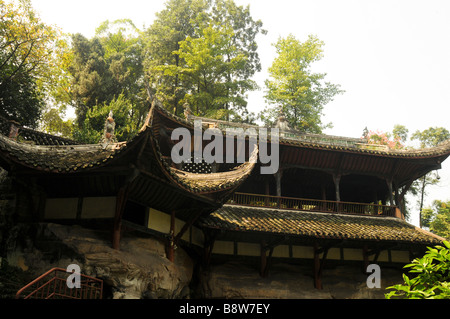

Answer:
[275,107,291,131]
[101,110,118,146]
[183,102,192,120]
[362,127,369,139]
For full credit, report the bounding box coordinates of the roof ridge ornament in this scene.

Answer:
[101,110,118,148]
[183,102,192,120]
[275,107,291,131]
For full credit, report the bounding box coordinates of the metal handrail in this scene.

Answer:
[227,192,398,217]
[15,267,103,299]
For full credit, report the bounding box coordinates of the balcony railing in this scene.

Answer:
[227,192,399,218]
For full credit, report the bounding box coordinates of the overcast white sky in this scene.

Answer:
[29,0,450,226]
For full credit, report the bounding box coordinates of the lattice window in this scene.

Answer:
[181,157,212,174]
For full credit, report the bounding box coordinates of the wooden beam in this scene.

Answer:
[166,208,208,262]
[173,209,206,244]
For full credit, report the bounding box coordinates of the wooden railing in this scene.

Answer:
[227,192,398,217]
[15,267,103,299]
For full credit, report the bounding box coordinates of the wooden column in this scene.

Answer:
[397,180,413,215]
[333,174,341,202]
[112,186,129,250]
[333,173,341,212]
[313,243,329,290]
[386,178,394,206]
[321,185,327,201]
[112,168,139,250]
[202,230,216,269]
[321,185,327,211]
[363,245,369,271]
[167,210,176,262]
[275,170,283,197]
[265,178,270,195]
[260,242,274,278]
[314,243,322,289]
[260,242,267,277]
[362,245,381,272]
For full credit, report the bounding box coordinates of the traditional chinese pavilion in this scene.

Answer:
[0,101,447,290]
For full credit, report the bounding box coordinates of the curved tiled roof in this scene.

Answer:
[185,113,450,159]
[281,136,450,159]
[141,102,258,196]
[167,144,258,194]
[200,205,445,245]
[0,133,128,173]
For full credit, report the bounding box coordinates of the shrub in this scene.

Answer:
[385,241,450,299]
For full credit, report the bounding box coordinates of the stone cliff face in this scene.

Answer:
[4,223,193,299]
[2,222,403,299]
[198,261,402,299]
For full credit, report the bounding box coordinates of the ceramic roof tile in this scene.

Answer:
[0,133,127,172]
[200,205,445,245]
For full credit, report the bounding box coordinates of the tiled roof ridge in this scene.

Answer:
[221,203,402,221]
[146,102,450,159]
[0,114,80,146]
[413,225,448,242]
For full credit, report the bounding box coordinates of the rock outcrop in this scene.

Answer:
[3,222,404,299]
[5,223,193,299]
[198,260,403,299]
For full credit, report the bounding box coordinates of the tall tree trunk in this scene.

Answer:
[419,175,427,228]
[174,44,180,115]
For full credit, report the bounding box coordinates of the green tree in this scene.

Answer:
[40,107,74,137]
[422,201,450,239]
[386,241,450,299]
[95,19,148,131]
[144,0,265,120]
[411,127,450,227]
[72,94,135,144]
[392,124,409,144]
[144,0,209,115]
[412,127,450,149]
[175,22,257,120]
[66,20,148,142]
[208,0,266,120]
[68,33,113,126]
[261,34,344,133]
[0,0,61,127]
